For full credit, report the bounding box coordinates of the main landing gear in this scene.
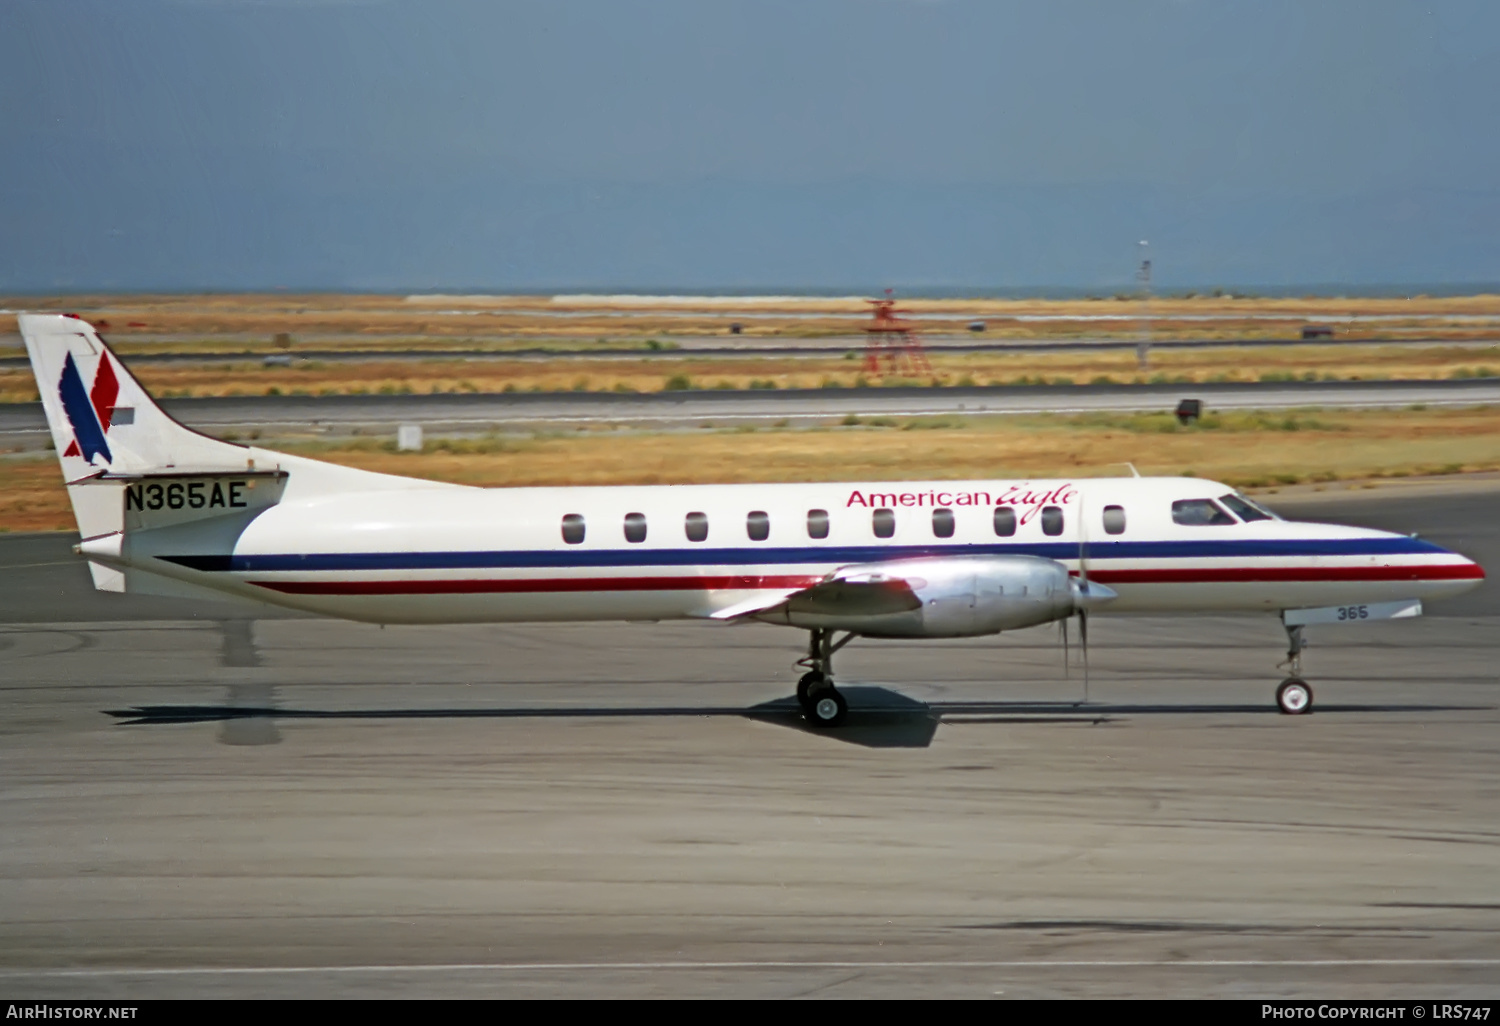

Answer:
[1276,623,1314,715]
[797,628,856,728]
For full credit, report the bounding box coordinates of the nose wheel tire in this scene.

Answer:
[805,686,848,729]
[1276,678,1313,715]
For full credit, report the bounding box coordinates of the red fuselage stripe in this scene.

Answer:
[1087,564,1484,584]
[251,574,825,596]
[247,564,1481,596]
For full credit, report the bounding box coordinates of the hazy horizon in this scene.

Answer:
[7,282,1500,301]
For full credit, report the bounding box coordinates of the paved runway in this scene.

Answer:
[1,484,1498,998]
[5,378,1500,444]
[4,333,1489,368]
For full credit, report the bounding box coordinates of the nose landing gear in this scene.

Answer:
[1276,677,1313,715]
[796,629,855,728]
[1276,622,1314,715]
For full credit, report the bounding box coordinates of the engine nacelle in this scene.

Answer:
[757,554,1114,638]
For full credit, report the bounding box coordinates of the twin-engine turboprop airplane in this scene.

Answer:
[19,313,1485,724]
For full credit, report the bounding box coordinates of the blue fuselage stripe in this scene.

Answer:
[162,536,1449,574]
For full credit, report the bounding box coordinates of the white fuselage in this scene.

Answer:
[122,475,1483,625]
[22,314,1482,643]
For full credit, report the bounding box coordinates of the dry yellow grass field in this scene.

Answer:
[5,345,1500,403]
[5,407,1499,532]
[6,292,1500,343]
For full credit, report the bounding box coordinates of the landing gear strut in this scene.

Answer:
[796,629,855,728]
[1276,622,1314,715]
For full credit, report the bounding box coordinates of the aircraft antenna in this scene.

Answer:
[1136,240,1152,370]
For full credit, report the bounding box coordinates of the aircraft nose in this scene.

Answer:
[1415,534,1486,590]
[1459,551,1486,582]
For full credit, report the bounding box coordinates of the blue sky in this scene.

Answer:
[2,0,1498,292]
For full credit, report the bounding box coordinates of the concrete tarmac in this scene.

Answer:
[1,484,1498,998]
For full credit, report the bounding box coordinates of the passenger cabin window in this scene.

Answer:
[623,512,648,543]
[932,507,955,538]
[1172,499,1236,526]
[746,510,770,541]
[1102,504,1126,535]
[685,511,709,542]
[993,506,1017,537]
[1219,493,1274,522]
[561,514,586,545]
[807,509,830,539]
[1041,506,1064,536]
[872,508,896,539]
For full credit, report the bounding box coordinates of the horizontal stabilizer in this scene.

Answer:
[93,468,287,483]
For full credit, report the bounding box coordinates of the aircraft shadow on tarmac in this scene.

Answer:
[102,684,1485,750]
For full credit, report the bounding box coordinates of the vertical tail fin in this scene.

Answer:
[19,313,253,547]
[20,313,455,595]
[21,313,250,481]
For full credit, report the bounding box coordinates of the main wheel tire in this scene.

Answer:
[806,687,848,729]
[796,671,826,710]
[1276,677,1313,715]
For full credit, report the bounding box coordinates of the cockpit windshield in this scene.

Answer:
[1218,493,1277,522]
[1171,498,1237,526]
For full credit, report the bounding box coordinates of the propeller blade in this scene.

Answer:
[1061,617,1070,679]
[1080,610,1090,705]
[1078,492,1090,586]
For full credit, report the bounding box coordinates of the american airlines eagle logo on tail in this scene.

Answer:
[57,350,119,465]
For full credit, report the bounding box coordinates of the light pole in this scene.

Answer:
[1136,240,1152,371]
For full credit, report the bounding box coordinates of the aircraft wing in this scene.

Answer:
[703,589,808,621]
[702,571,922,621]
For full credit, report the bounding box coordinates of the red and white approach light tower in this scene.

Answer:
[862,289,933,377]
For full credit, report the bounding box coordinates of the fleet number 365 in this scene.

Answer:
[1335,605,1370,620]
